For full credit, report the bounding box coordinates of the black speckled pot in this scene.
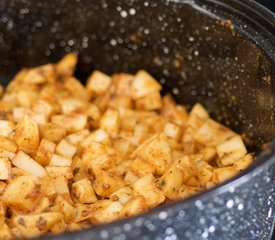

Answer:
[0,0,274,239]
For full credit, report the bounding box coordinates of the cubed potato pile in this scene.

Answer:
[0,54,253,239]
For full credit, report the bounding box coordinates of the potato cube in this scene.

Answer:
[55,195,76,223]
[2,175,43,211]
[131,70,161,99]
[71,179,97,203]
[22,64,55,84]
[11,167,30,179]
[52,176,70,196]
[32,99,56,119]
[164,122,182,140]
[45,166,73,179]
[0,120,15,137]
[109,96,133,110]
[86,70,112,95]
[89,200,123,224]
[56,53,78,78]
[124,171,139,185]
[93,170,125,198]
[159,165,185,199]
[194,119,236,147]
[99,108,120,137]
[51,114,87,133]
[216,135,247,166]
[132,133,171,175]
[65,129,90,146]
[135,92,162,111]
[212,166,239,184]
[56,139,77,159]
[233,153,253,171]
[35,139,56,167]
[75,203,95,222]
[0,157,11,180]
[59,98,85,114]
[39,123,67,143]
[133,174,165,208]
[0,223,12,239]
[49,154,72,167]
[196,161,214,185]
[64,77,89,101]
[12,151,47,177]
[199,147,216,162]
[12,212,63,238]
[14,115,39,153]
[175,185,201,200]
[0,136,17,153]
[81,129,111,147]
[13,107,28,123]
[130,157,155,176]
[110,186,133,205]
[121,196,148,218]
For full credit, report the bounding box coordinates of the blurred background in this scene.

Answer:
[257,0,275,12]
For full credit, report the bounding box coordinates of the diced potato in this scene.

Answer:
[32,99,56,119]
[212,166,239,184]
[164,122,182,140]
[16,88,39,108]
[64,77,89,101]
[22,64,55,84]
[216,135,247,166]
[112,73,134,97]
[0,149,16,161]
[82,141,113,170]
[175,185,201,200]
[81,129,111,147]
[71,179,97,204]
[86,70,112,95]
[110,186,133,205]
[93,170,125,198]
[99,108,120,137]
[196,161,214,186]
[159,165,186,199]
[33,197,51,214]
[2,176,43,211]
[12,212,63,238]
[131,70,161,99]
[135,92,162,111]
[49,154,72,167]
[133,174,165,208]
[40,177,56,198]
[39,123,67,143]
[84,103,101,126]
[0,120,15,137]
[112,138,133,156]
[189,103,209,123]
[0,136,17,153]
[120,196,148,218]
[161,95,188,126]
[35,139,56,167]
[0,223,12,239]
[51,114,87,133]
[13,107,28,123]
[52,176,70,197]
[0,157,11,180]
[59,98,85,114]
[56,53,78,78]
[109,96,133,110]
[65,129,90,146]
[56,139,77,159]
[55,195,76,223]
[199,147,216,162]
[132,133,171,175]
[74,203,94,222]
[11,167,30,179]
[89,200,123,224]
[14,115,39,153]
[45,166,73,180]
[233,153,254,171]
[194,119,236,147]
[12,151,47,177]
[130,157,155,176]
[124,171,139,185]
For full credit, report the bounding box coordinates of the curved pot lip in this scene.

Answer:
[42,0,275,238]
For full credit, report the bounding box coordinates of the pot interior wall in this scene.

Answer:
[0,0,274,156]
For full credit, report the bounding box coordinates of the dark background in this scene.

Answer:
[257,0,275,12]
[258,1,275,238]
